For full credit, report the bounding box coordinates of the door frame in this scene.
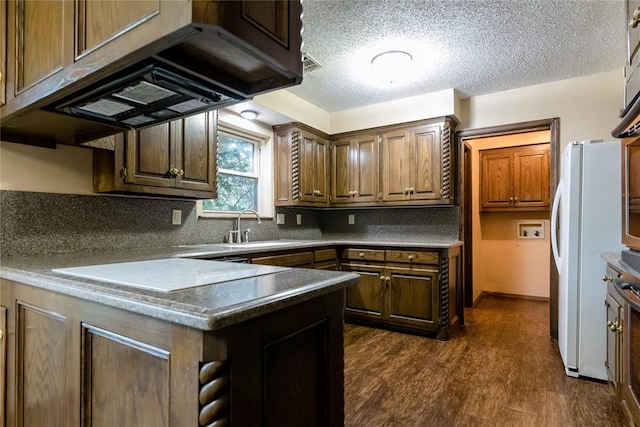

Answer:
[456,117,560,339]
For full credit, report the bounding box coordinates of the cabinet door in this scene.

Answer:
[13,0,69,95]
[330,138,353,204]
[480,151,513,209]
[381,130,411,201]
[299,131,329,203]
[513,148,549,208]
[274,129,293,205]
[125,120,175,188]
[606,292,622,390]
[341,263,385,320]
[352,134,380,203]
[410,125,441,200]
[386,267,439,331]
[174,111,217,193]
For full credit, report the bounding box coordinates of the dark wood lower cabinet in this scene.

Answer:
[342,246,462,340]
[0,279,345,426]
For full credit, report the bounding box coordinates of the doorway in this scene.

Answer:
[457,118,560,339]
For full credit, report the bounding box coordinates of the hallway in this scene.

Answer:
[344,295,626,426]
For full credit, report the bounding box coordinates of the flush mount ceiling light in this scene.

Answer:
[240,109,259,120]
[370,50,413,84]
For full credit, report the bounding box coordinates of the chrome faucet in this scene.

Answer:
[233,209,261,243]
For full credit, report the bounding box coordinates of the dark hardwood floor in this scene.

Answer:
[344,294,628,426]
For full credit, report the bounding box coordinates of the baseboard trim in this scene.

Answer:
[472,291,550,307]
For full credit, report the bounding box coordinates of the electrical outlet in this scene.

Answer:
[172,209,182,225]
[276,213,285,225]
[348,214,355,225]
[296,214,302,225]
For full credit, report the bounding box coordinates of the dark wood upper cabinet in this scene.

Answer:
[277,116,456,208]
[480,143,550,212]
[331,133,380,205]
[93,110,217,199]
[381,124,444,203]
[273,123,331,207]
[2,0,303,146]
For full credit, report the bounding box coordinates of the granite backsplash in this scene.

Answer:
[0,190,459,257]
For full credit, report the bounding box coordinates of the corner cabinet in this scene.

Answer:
[340,246,462,340]
[93,110,217,199]
[479,143,550,212]
[274,123,331,207]
[380,121,454,205]
[275,116,456,208]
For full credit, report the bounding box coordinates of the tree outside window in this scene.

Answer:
[202,132,259,212]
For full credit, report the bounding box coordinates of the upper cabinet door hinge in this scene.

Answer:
[120,167,127,178]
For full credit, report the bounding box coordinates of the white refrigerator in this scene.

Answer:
[551,140,624,380]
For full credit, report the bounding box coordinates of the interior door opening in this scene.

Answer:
[457,118,560,339]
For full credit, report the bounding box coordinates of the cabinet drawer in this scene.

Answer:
[315,249,337,263]
[251,252,313,268]
[341,249,385,263]
[385,250,439,265]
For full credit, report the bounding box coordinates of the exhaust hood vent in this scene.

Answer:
[302,53,323,74]
[52,61,247,129]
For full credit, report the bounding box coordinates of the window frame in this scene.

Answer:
[197,110,274,219]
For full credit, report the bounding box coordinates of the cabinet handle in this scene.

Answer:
[409,187,415,194]
[408,254,415,262]
[631,6,640,28]
[169,167,184,177]
[352,191,358,197]
[313,190,321,196]
[404,187,409,194]
[0,329,3,340]
[358,252,365,259]
[509,197,514,202]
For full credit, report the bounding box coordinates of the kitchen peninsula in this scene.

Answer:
[0,243,359,427]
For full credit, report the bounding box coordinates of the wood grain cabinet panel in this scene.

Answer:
[0,0,7,107]
[341,246,461,340]
[76,0,160,58]
[379,120,454,205]
[15,0,67,93]
[273,123,331,207]
[93,110,217,199]
[82,324,169,426]
[331,134,380,204]
[480,143,550,212]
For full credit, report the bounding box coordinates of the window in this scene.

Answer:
[198,112,274,218]
[202,131,259,211]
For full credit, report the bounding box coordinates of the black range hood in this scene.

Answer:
[52,61,247,129]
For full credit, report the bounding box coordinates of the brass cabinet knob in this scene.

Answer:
[169,167,184,177]
[631,6,640,28]
[408,254,415,262]
[352,191,358,197]
[409,187,415,194]
[404,187,410,194]
[358,252,365,259]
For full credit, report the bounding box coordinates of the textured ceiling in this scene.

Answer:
[286,0,627,112]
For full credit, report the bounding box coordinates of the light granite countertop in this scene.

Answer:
[0,238,461,331]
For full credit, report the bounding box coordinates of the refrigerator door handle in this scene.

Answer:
[551,180,563,274]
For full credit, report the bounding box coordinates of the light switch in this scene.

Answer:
[296,214,302,225]
[348,214,355,225]
[276,213,285,225]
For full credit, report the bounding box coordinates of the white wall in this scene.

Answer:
[459,69,624,149]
